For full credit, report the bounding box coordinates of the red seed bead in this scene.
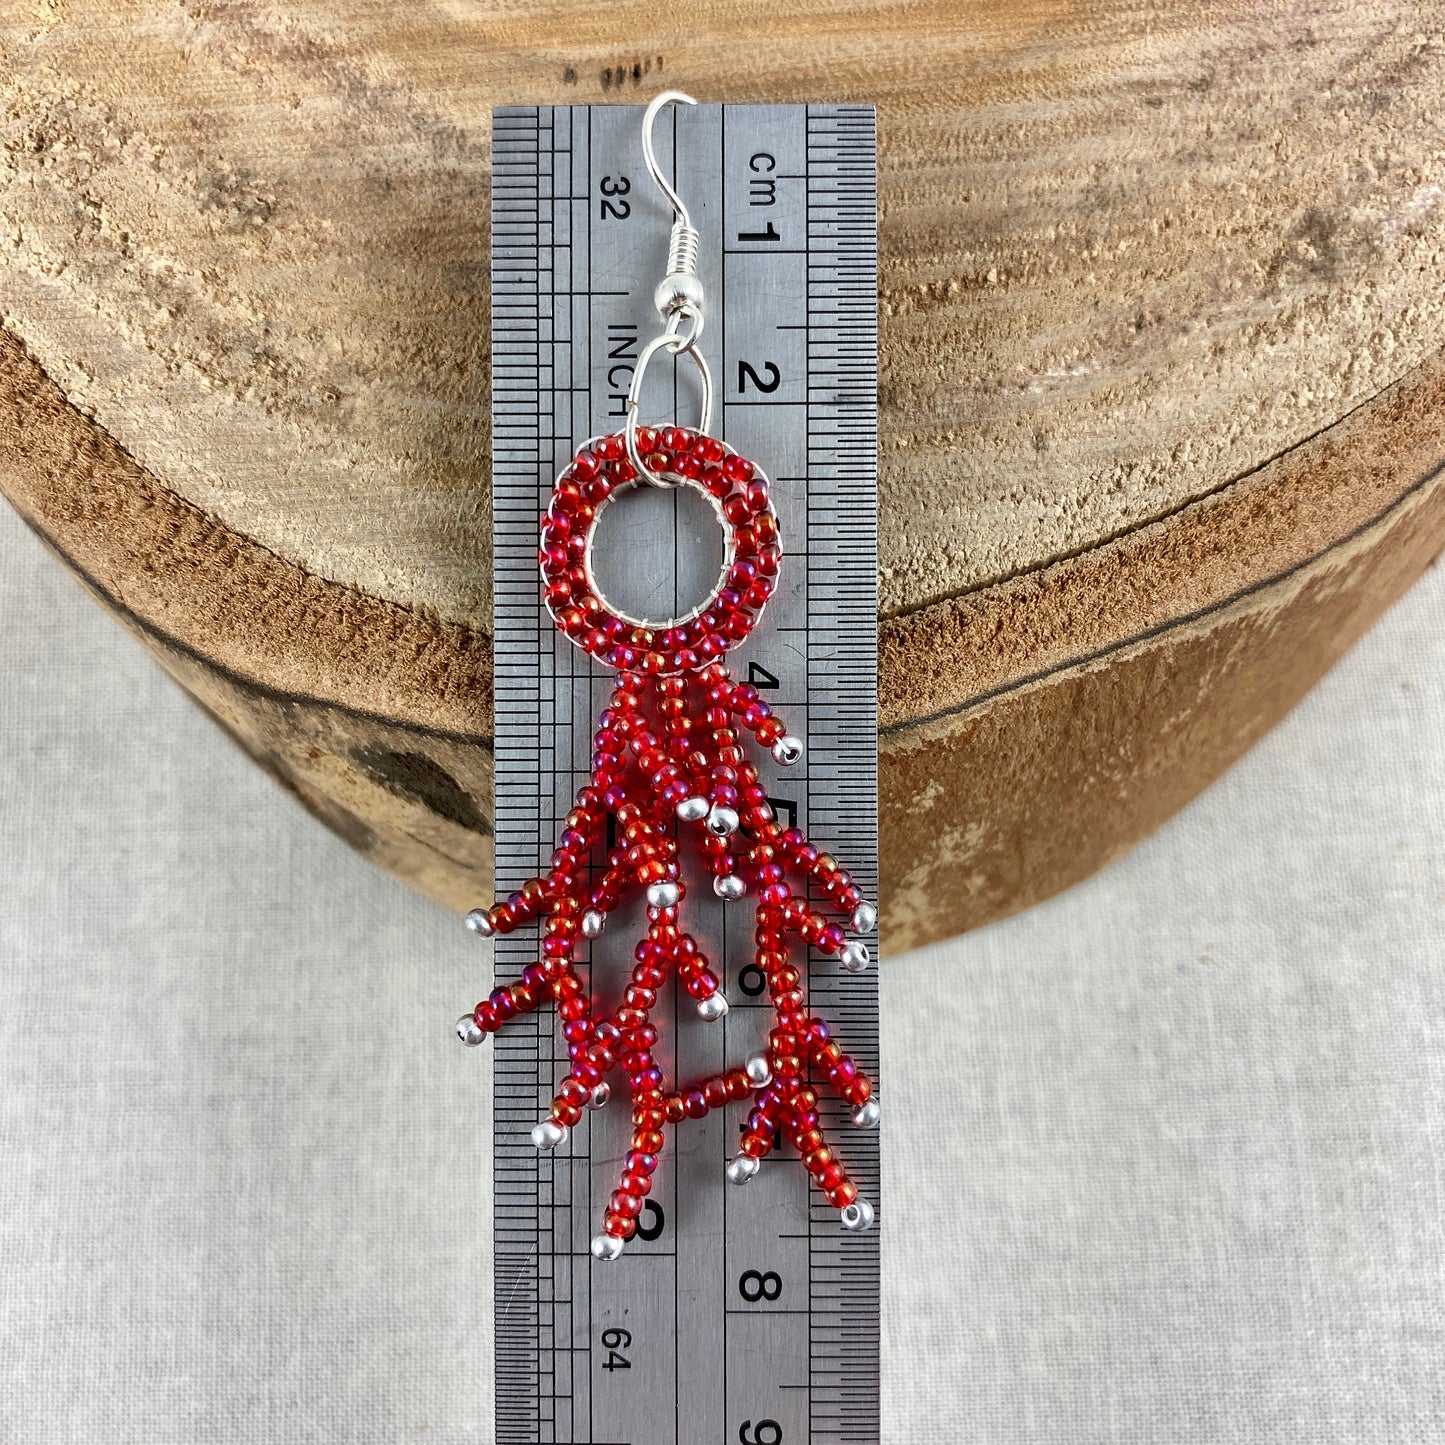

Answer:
[609,1190,643,1220]
[621,1170,652,1198]
[603,1210,635,1240]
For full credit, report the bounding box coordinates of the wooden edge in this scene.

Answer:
[876,351,1445,949]
[882,464,1445,952]
[881,353,1445,732]
[0,326,494,744]
[3,324,1443,944]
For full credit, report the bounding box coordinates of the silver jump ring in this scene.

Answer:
[663,304,704,351]
[624,330,714,487]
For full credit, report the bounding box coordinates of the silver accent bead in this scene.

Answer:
[850,901,878,934]
[677,795,710,823]
[590,1232,625,1262]
[456,1014,485,1047]
[588,1083,611,1110]
[726,1153,760,1185]
[531,1119,568,1150]
[852,1098,881,1129]
[838,941,871,973]
[581,909,605,939]
[771,735,804,767]
[696,992,729,1022]
[713,873,746,901]
[840,1197,875,1232]
[646,880,681,910]
[464,908,494,938]
[706,805,740,837]
[654,271,704,318]
[744,1054,773,1087]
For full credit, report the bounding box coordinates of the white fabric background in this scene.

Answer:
[2,494,1443,1443]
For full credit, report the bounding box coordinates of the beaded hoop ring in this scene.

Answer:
[540,425,780,675]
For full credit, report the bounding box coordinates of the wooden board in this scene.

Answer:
[2,0,1444,951]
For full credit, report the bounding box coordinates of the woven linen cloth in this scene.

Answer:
[1,496,1443,1443]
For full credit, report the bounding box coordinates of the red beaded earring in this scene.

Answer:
[459,94,877,1263]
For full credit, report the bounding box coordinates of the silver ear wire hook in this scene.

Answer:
[626,91,714,486]
[641,91,704,325]
[642,91,696,232]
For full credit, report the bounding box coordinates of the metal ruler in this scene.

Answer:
[490,101,878,1445]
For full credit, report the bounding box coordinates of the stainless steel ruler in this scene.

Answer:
[490,101,878,1445]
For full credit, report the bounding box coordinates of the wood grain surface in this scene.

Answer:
[2,1,1443,949]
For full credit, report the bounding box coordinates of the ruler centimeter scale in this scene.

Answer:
[490,102,878,1445]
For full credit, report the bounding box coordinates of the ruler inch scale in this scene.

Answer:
[491,102,878,1445]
